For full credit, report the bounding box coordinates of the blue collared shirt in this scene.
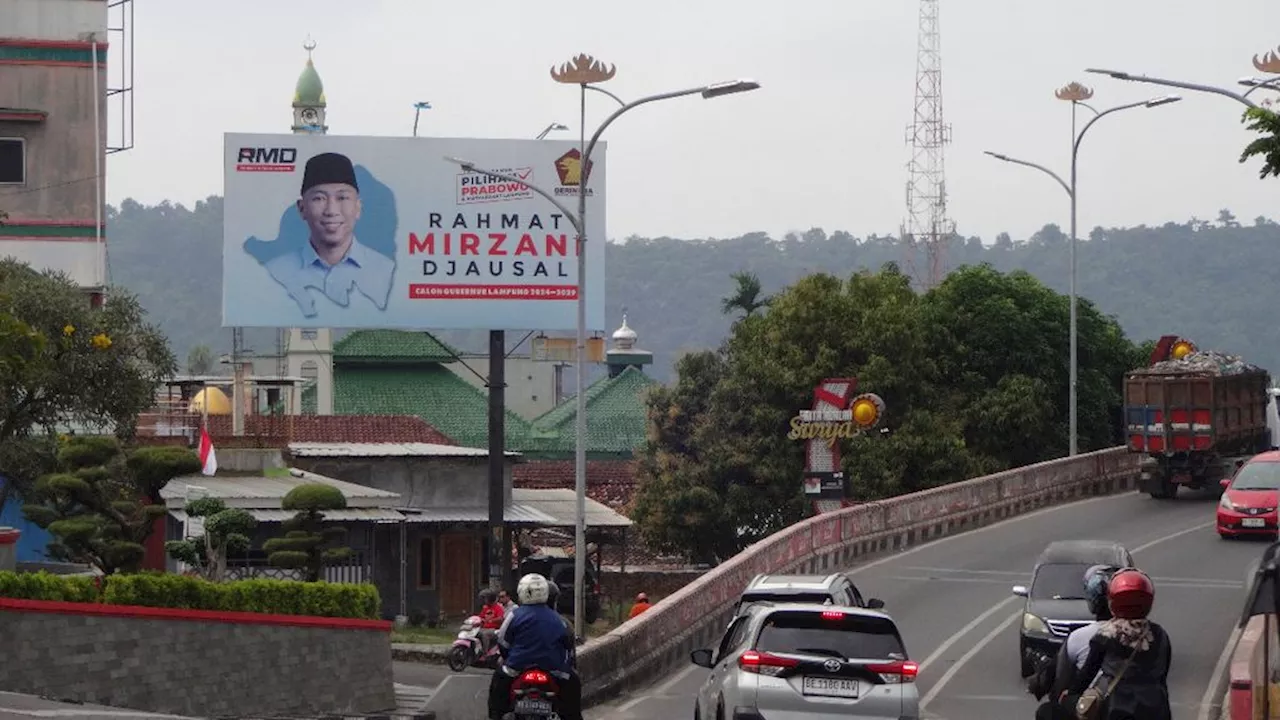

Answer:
[263,236,395,317]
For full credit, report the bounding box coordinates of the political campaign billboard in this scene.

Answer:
[222,133,607,331]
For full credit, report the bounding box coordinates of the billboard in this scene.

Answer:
[222,133,607,331]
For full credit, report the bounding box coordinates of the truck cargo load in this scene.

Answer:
[1123,342,1273,499]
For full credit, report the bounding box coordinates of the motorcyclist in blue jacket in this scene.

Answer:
[488,573,580,720]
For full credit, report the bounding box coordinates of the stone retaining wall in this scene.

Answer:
[576,446,1140,706]
[0,598,396,717]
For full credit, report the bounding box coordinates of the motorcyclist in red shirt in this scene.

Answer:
[478,589,505,655]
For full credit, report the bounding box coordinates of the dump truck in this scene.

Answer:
[1124,336,1274,499]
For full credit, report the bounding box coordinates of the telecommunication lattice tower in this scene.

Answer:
[900,0,954,289]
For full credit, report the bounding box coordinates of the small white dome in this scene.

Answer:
[611,314,637,349]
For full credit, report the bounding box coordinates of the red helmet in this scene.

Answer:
[1107,569,1154,619]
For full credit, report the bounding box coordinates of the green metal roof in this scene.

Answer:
[334,365,533,449]
[294,58,325,106]
[528,366,656,453]
[334,330,459,364]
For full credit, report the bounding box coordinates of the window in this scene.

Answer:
[418,537,435,588]
[1232,461,1280,490]
[1031,563,1093,600]
[301,329,318,341]
[300,360,318,379]
[0,138,24,184]
[755,611,906,660]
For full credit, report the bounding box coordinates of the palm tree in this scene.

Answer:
[720,271,770,318]
[1240,106,1280,179]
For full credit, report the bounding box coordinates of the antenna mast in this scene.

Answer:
[901,0,953,289]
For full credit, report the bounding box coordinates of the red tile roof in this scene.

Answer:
[514,459,639,509]
[137,412,456,447]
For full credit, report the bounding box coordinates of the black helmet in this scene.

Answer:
[546,580,560,608]
[1083,565,1118,620]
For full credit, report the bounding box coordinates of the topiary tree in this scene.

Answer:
[164,496,257,582]
[263,483,353,582]
[22,436,202,575]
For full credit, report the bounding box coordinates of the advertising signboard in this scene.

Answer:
[222,133,607,331]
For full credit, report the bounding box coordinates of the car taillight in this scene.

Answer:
[738,650,799,676]
[820,610,844,620]
[865,660,918,683]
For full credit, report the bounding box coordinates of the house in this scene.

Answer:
[284,441,632,618]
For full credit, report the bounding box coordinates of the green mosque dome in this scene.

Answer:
[293,53,325,106]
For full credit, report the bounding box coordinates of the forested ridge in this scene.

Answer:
[104,197,1280,379]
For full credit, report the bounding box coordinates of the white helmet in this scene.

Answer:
[517,573,551,605]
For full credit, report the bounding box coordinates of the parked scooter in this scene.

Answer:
[447,614,501,672]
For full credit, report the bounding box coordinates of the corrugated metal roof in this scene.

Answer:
[288,442,519,458]
[161,469,400,509]
[170,508,406,523]
[401,504,557,524]
[512,488,633,527]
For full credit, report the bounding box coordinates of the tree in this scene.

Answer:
[164,496,257,582]
[185,343,215,374]
[632,265,1143,563]
[719,271,770,318]
[22,436,201,575]
[0,260,175,504]
[1217,209,1240,228]
[1240,107,1280,179]
[263,483,354,581]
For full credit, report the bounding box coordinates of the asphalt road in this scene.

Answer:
[586,489,1264,720]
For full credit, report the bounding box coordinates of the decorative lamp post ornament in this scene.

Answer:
[1054,82,1094,102]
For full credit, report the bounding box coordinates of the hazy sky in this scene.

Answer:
[105,0,1280,243]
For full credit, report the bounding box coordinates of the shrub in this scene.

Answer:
[0,571,380,620]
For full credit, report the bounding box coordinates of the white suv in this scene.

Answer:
[690,603,919,720]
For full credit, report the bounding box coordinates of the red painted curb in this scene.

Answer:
[0,529,20,545]
[0,597,391,631]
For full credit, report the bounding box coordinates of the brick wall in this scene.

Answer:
[0,599,396,717]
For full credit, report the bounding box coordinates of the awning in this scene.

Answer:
[400,504,556,525]
[169,508,406,523]
[511,488,633,528]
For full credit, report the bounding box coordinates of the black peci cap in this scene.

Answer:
[301,152,358,195]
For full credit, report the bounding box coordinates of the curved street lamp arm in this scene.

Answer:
[1073,100,1148,161]
[442,158,582,233]
[584,84,626,107]
[983,151,1071,197]
[1076,101,1100,117]
[581,86,709,183]
[1242,77,1280,99]
[1086,69,1258,109]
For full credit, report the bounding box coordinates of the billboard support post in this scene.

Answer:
[487,329,511,594]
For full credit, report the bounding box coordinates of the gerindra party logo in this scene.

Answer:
[553,149,594,197]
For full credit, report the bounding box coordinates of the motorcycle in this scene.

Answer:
[447,614,501,672]
[503,667,566,720]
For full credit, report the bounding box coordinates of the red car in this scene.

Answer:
[1217,451,1280,539]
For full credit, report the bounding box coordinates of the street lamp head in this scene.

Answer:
[1085,68,1132,80]
[1144,94,1181,108]
[701,79,760,99]
[1239,76,1272,88]
[983,150,1010,161]
[551,123,569,131]
[443,156,475,172]
[414,101,432,110]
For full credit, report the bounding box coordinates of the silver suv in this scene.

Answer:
[690,603,919,720]
[734,573,885,616]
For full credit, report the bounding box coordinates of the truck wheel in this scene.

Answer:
[1149,480,1178,500]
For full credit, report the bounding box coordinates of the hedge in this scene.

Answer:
[0,571,381,620]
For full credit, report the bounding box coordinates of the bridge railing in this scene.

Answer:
[576,446,1140,705]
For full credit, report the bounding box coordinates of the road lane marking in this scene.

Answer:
[919,518,1216,712]
[845,493,1119,576]
[919,608,1022,709]
[917,595,1022,673]
[1130,521,1213,552]
[614,663,702,714]
[891,575,1242,589]
[1198,623,1243,720]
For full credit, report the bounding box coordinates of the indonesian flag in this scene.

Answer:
[198,425,217,476]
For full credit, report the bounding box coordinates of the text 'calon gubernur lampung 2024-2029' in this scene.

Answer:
[407,211,578,301]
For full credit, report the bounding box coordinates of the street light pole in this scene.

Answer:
[536,122,570,140]
[412,101,432,137]
[985,90,1180,457]
[1086,68,1259,109]
[447,61,758,639]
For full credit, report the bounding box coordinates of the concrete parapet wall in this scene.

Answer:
[576,446,1141,706]
[0,598,396,717]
